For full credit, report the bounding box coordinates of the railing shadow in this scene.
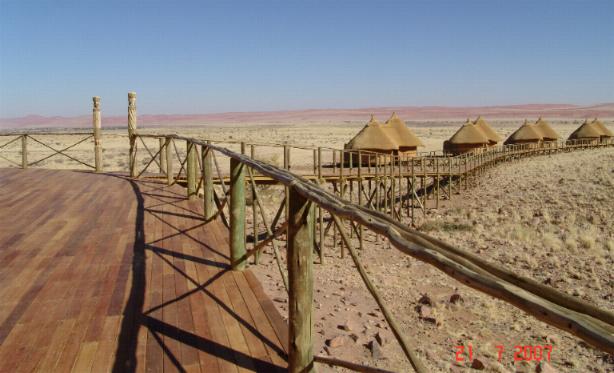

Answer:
[110,175,286,372]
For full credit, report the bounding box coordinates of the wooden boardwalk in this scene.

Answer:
[0,168,288,372]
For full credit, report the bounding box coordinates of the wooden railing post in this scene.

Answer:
[165,137,173,185]
[159,137,167,175]
[230,157,246,270]
[92,96,103,172]
[186,140,198,200]
[203,142,215,220]
[21,135,27,169]
[128,92,137,177]
[250,144,260,264]
[287,185,315,373]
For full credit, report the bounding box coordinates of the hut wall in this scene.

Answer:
[398,147,418,157]
[505,139,542,148]
[443,142,487,155]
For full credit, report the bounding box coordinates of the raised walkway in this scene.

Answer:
[0,168,287,372]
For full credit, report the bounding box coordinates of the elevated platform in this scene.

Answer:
[0,169,287,372]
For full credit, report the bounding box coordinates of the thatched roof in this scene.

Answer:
[473,116,502,143]
[534,117,560,140]
[447,119,489,145]
[383,112,424,148]
[504,120,543,144]
[345,115,398,151]
[591,118,614,137]
[568,120,603,140]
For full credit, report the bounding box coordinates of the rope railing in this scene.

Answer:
[131,132,614,373]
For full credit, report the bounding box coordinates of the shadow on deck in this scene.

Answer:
[0,168,288,372]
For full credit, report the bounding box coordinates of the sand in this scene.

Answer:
[251,147,614,372]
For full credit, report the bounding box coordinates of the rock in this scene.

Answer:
[471,358,485,370]
[367,340,384,359]
[418,305,437,324]
[338,321,352,331]
[545,334,560,345]
[535,362,557,373]
[326,335,346,348]
[375,322,387,329]
[375,331,387,346]
[515,360,531,373]
[273,297,287,303]
[323,345,332,356]
[490,361,511,373]
[418,293,433,306]
[450,293,463,304]
[349,333,359,343]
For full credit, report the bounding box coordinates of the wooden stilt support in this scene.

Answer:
[186,141,197,200]
[202,143,215,220]
[159,137,167,175]
[230,157,246,270]
[287,185,315,373]
[166,137,173,185]
[317,147,324,263]
[251,145,260,264]
[435,158,440,209]
[357,150,364,250]
[21,135,27,169]
[448,157,452,198]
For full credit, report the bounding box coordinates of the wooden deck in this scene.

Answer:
[0,168,288,372]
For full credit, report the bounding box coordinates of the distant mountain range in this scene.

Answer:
[1,103,613,129]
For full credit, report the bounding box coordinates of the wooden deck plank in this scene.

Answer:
[0,169,288,372]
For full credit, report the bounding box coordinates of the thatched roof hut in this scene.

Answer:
[345,115,397,153]
[534,117,560,141]
[591,118,613,138]
[568,119,603,141]
[473,116,501,146]
[382,112,424,155]
[504,120,543,145]
[443,119,489,155]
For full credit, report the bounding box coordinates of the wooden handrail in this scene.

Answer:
[133,133,614,356]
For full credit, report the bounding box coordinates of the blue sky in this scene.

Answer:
[0,0,613,117]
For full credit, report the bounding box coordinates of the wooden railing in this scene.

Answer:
[0,132,100,171]
[130,131,614,373]
[130,131,613,228]
[0,97,103,172]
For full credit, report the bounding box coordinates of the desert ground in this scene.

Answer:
[251,146,614,373]
[0,119,612,372]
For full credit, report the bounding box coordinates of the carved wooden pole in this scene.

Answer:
[186,141,198,200]
[21,135,27,169]
[230,158,246,270]
[128,92,137,177]
[287,186,315,373]
[92,96,103,172]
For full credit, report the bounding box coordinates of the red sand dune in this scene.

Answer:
[1,103,613,129]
